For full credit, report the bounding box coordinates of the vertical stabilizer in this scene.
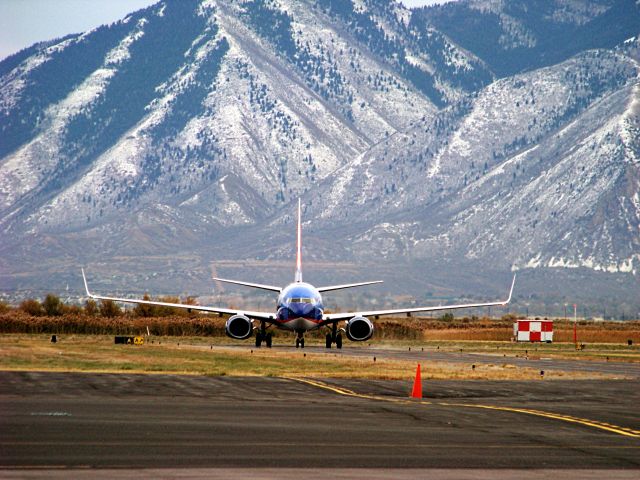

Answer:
[295,198,303,282]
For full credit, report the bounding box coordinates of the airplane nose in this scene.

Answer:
[289,303,317,319]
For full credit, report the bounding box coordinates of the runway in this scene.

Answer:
[1,369,639,478]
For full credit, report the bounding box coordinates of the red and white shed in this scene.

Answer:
[513,320,553,342]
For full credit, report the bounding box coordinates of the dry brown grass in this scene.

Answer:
[419,326,640,343]
[0,311,227,336]
[381,317,640,344]
[0,334,623,381]
[423,328,513,341]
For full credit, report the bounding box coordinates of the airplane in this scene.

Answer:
[82,199,516,349]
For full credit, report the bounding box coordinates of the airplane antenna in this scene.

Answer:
[295,198,302,283]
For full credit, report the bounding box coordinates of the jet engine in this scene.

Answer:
[225,314,253,340]
[345,316,374,342]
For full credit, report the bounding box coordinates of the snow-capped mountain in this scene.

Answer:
[0,0,638,315]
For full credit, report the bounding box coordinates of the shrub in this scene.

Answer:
[0,301,11,314]
[99,299,122,318]
[64,304,84,315]
[20,298,43,316]
[84,299,98,316]
[43,294,63,316]
[133,294,157,317]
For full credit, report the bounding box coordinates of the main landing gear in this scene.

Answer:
[325,324,342,349]
[255,321,272,348]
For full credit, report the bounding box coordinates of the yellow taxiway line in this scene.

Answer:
[287,377,640,438]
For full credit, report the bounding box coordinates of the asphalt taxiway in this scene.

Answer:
[1,368,639,477]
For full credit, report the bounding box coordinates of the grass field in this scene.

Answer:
[1,334,637,381]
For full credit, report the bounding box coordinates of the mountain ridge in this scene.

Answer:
[0,0,638,316]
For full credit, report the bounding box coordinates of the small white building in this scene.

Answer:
[513,319,553,343]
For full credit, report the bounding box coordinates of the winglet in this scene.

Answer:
[81,268,93,298]
[504,273,516,304]
[295,198,302,283]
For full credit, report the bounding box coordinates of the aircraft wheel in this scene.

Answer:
[266,333,272,348]
[336,334,342,349]
[325,334,332,349]
[255,333,262,348]
[295,338,300,348]
[300,338,305,349]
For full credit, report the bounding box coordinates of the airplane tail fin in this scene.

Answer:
[295,198,302,283]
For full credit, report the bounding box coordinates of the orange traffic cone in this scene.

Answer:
[410,363,422,398]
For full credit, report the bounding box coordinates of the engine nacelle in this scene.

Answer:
[225,314,253,340]
[345,316,374,342]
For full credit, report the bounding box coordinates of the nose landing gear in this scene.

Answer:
[295,332,305,349]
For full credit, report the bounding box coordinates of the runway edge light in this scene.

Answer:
[410,363,422,399]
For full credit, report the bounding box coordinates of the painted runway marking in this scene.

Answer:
[291,377,430,405]
[288,378,640,438]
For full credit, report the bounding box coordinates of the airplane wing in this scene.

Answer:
[82,269,276,321]
[316,280,383,293]
[212,277,282,292]
[323,274,516,322]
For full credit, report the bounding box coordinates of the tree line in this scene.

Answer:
[1,294,201,319]
[0,294,228,336]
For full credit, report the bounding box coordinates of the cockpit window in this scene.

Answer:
[287,297,316,305]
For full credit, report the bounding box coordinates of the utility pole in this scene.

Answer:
[573,303,578,350]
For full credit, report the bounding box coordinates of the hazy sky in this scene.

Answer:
[0,0,455,61]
